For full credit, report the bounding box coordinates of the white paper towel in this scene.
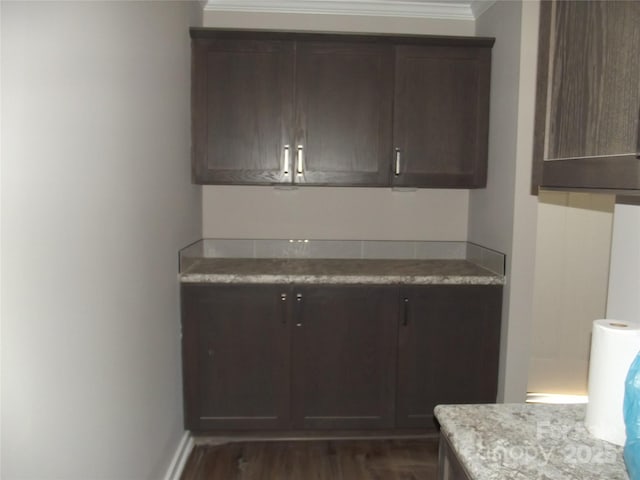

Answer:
[585,319,640,445]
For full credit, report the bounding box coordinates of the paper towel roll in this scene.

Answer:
[586,319,640,445]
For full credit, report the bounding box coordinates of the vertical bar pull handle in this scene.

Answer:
[280,293,287,324]
[636,107,640,159]
[402,297,409,326]
[297,145,304,175]
[283,145,291,174]
[295,293,303,327]
[394,149,401,176]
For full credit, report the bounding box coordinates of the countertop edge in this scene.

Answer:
[179,273,505,285]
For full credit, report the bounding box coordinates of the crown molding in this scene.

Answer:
[470,0,495,19]
[203,0,497,21]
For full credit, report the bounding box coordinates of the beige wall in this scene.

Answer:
[203,187,469,240]
[528,191,614,395]
[1,2,202,478]
[201,11,474,241]
[607,203,640,323]
[471,0,540,402]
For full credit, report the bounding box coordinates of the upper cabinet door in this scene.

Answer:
[533,0,640,191]
[293,42,394,186]
[392,45,491,188]
[192,38,295,184]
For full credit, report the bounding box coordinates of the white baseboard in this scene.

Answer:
[164,431,194,480]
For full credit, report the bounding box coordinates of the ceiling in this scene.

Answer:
[203,0,497,21]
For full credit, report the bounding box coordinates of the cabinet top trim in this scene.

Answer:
[189,27,495,47]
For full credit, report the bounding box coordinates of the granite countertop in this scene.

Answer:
[179,258,505,285]
[435,403,628,480]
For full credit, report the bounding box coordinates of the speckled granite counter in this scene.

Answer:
[179,258,505,285]
[435,403,628,480]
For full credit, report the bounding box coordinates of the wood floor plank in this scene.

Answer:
[181,438,439,480]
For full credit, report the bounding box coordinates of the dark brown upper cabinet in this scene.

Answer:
[191,31,393,186]
[191,29,494,188]
[192,38,295,184]
[293,42,393,186]
[532,0,640,192]
[392,46,491,188]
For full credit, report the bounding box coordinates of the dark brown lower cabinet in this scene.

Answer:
[181,284,291,431]
[396,285,503,428]
[181,283,502,433]
[291,285,398,429]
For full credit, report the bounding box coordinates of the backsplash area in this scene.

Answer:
[179,239,505,276]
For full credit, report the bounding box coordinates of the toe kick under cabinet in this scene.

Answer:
[181,283,502,433]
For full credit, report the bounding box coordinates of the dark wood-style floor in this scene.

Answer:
[181,438,439,480]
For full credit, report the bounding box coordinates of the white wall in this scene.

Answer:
[201,11,474,241]
[607,202,640,322]
[528,192,614,395]
[1,2,202,479]
[471,0,540,402]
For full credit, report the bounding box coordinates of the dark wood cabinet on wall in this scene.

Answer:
[181,283,502,433]
[532,0,640,192]
[392,46,491,187]
[190,29,494,188]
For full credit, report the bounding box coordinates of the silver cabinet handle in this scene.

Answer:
[295,292,303,326]
[394,149,401,176]
[280,292,287,324]
[296,145,304,175]
[283,145,290,174]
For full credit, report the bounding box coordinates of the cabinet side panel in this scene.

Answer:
[531,0,553,192]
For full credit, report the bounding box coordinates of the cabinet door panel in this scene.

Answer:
[181,284,291,430]
[533,1,640,191]
[192,39,294,184]
[294,42,394,186]
[547,1,640,161]
[291,286,398,429]
[393,46,491,188]
[396,286,502,429]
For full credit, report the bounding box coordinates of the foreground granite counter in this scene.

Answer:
[435,403,628,480]
[179,258,504,285]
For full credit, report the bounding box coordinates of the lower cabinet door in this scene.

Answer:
[396,285,502,429]
[292,286,398,430]
[181,284,291,431]
[291,285,399,429]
